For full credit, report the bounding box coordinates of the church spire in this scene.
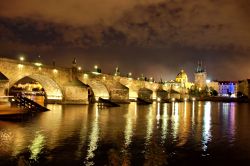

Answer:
[196,60,205,73]
[72,57,77,68]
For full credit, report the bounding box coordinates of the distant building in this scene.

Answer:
[194,61,207,89]
[207,81,219,92]
[207,80,237,97]
[238,79,250,98]
[175,69,193,89]
[218,81,237,97]
[164,69,193,98]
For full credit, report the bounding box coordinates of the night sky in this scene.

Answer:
[1,0,250,81]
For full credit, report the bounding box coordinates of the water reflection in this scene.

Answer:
[192,101,195,128]
[161,103,168,144]
[172,102,179,140]
[121,102,137,165]
[29,131,45,161]
[124,102,137,148]
[85,106,99,166]
[145,104,155,146]
[202,102,212,153]
[221,103,236,144]
[0,101,249,165]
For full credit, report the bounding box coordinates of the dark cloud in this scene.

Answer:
[0,0,250,81]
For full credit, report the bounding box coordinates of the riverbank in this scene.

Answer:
[0,104,28,120]
[195,96,250,103]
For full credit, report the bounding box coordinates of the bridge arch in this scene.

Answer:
[87,81,110,101]
[10,74,63,102]
[138,88,153,101]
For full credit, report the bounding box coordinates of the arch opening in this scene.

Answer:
[138,88,153,101]
[87,81,109,102]
[156,89,169,101]
[10,74,63,104]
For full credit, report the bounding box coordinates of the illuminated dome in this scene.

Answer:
[176,70,188,83]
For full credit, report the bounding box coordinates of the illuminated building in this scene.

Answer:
[238,79,250,98]
[218,81,237,97]
[207,80,237,97]
[194,61,207,89]
[164,69,193,99]
[175,69,193,89]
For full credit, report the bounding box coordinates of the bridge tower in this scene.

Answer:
[194,61,207,89]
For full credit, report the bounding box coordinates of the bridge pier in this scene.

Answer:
[0,72,9,103]
[63,80,89,104]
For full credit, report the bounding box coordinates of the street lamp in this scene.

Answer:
[19,56,25,61]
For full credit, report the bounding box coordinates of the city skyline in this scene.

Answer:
[1,0,250,81]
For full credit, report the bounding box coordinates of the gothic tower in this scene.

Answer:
[194,61,207,89]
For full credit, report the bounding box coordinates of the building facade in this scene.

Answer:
[207,80,237,97]
[238,79,250,98]
[194,61,207,89]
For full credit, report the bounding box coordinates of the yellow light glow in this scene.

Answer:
[18,64,24,68]
[34,62,42,67]
[29,132,45,161]
[47,96,62,100]
[83,73,88,78]
[19,56,25,61]
[53,69,58,74]
[86,107,99,164]
[94,65,98,69]
[92,71,101,75]
[157,97,161,102]
[78,67,82,71]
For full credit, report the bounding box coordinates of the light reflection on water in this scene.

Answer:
[0,101,250,165]
[202,102,212,153]
[161,103,168,144]
[85,106,99,166]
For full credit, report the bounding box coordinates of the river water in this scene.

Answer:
[0,101,250,166]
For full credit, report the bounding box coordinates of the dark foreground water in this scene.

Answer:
[1,101,250,166]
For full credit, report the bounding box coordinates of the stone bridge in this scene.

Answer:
[0,58,170,104]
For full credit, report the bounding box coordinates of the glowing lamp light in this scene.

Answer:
[34,62,42,67]
[171,98,175,102]
[103,76,106,80]
[38,67,42,71]
[184,98,187,101]
[192,97,196,101]
[78,67,82,71]
[83,73,88,78]
[19,56,25,61]
[53,69,58,74]
[206,79,211,83]
[18,64,24,68]
[157,97,161,102]
[94,65,98,69]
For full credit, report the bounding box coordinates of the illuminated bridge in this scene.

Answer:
[0,57,175,104]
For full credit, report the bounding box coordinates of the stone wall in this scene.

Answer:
[0,81,9,102]
[63,84,88,104]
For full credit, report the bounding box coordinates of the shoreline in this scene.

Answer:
[194,97,250,103]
